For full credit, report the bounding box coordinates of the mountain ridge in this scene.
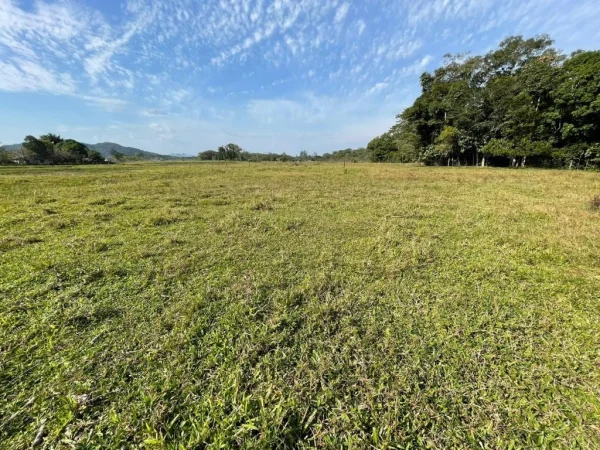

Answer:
[86,142,171,159]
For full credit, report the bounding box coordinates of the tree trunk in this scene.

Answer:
[481,156,485,167]
[569,160,573,170]
[522,156,526,167]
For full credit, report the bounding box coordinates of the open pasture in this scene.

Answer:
[1,162,599,448]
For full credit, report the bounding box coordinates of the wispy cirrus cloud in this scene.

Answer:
[149,122,176,140]
[0,59,75,94]
[334,3,350,23]
[81,95,129,111]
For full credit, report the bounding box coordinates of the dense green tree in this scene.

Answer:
[388,35,600,168]
[39,133,64,146]
[198,150,219,160]
[218,143,243,161]
[433,125,460,165]
[551,51,600,167]
[88,150,105,163]
[367,132,397,162]
[22,135,53,163]
[55,139,90,163]
[0,145,11,164]
[20,134,103,165]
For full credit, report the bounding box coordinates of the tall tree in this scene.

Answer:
[0,144,11,164]
[22,135,53,163]
[218,143,243,161]
[39,133,64,146]
[367,132,397,162]
[55,139,90,163]
[551,51,600,167]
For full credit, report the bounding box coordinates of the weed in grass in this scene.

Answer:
[251,200,274,211]
[149,215,183,227]
[591,194,600,210]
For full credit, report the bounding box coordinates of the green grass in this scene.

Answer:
[1,162,599,449]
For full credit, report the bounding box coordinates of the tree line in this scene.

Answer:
[0,134,105,165]
[368,35,600,168]
[198,144,369,162]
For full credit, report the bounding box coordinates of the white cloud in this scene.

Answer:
[366,82,389,96]
[83,3,159,84]
[398,55,433,77]
[335,3,350,24]
[149,123,176,140]
[357,20,366,36]
[0,59,75,94]
[81,96,128,111]
[140,108,168,117]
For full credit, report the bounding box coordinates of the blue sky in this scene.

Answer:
[1,0,599,155]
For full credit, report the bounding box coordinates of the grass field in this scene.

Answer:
[1,162,599,449]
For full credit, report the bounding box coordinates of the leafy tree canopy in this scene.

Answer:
[372,35,600,168]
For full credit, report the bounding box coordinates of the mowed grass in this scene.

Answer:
[1,162,599,449]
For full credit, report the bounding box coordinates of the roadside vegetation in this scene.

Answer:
[1,162,599,448]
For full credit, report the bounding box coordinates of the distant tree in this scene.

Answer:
[110,149,126,162]
[22,135,53,163]
[0,144,11,164]
[16,134,104,165]
[481,139,513,166]
[198,150,219,160]
[39,133,64,146]
[390,120,420,163]
[367,132,397,162]
[217,143,243,161]
[299,150,309,161]
[87,150,105,163]
[55,139,90,163]
[319,147,370,162]
[434,125,460,165]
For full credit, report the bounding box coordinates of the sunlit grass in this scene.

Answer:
[1,162,599,448]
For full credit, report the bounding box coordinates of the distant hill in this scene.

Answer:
[2,142,172,159]
[86,142,171,159]
[2,144,23,152]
